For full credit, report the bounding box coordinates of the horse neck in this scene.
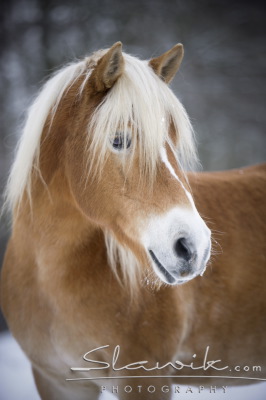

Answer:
[15,166,104,275]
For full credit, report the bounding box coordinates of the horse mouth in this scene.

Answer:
[148,250,177,284]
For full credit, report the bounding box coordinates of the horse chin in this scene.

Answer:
[148,249,202,286]
[149,250,190,285]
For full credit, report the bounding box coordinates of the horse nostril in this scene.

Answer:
[174,237,193,262]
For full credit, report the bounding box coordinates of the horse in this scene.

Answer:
[1,42,266,400]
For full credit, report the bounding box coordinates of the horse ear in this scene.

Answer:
[149,44,184,84]
[92,42,125,92]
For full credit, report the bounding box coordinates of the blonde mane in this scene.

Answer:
[5,59,89,212]
[4,48,198,288]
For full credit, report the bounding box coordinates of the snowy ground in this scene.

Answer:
[0,332,265,400]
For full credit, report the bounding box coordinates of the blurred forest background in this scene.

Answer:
[0,0,265,329]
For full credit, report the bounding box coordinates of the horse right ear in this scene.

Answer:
[149,44,184,84]
[91,42,125,92]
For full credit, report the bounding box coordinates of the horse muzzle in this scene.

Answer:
[148,239,211,285]
[142,207,212,285]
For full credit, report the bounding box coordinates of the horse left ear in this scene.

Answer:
[92,42,125,92]
[149,44,184,84]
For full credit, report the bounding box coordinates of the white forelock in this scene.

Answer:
[88,53,197,181]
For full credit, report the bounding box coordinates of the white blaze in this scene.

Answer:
[141,147,211,284]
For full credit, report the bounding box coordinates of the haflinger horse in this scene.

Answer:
[1,42,266,400]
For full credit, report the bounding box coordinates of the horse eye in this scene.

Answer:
[112,133,131,151]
